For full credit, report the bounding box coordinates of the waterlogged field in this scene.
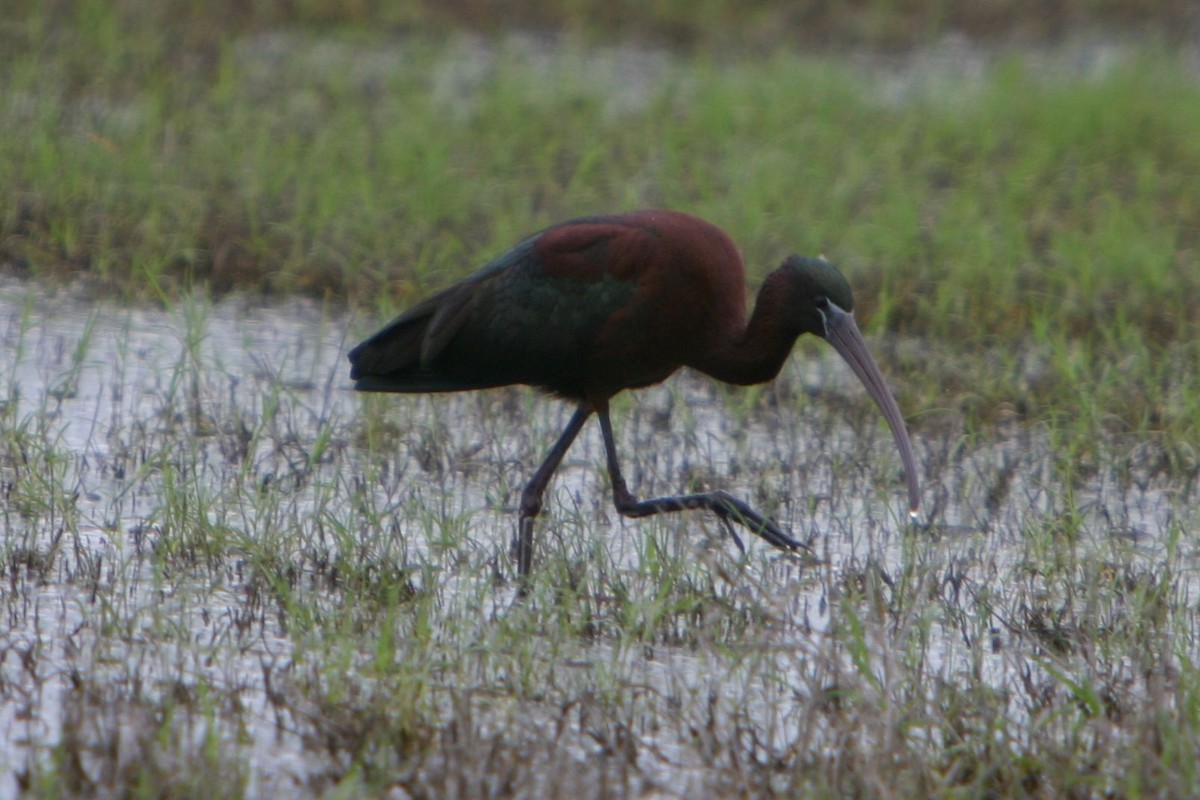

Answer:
[2,282,1197,797]
[3,2,1200,797]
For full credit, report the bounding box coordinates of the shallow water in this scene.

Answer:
[0,289,353,793]
[1,285,1196,794]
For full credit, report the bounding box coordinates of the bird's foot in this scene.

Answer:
[709,491,811,555]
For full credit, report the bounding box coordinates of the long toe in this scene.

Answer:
[712,493,808,553]
[716,515,747,554]
[757,519,807,553]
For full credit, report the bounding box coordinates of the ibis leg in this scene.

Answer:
[594,401,808,554]
[516,404,592,590]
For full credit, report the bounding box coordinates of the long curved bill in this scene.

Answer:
[821,303,921,517]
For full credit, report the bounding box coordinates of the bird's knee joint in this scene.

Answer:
[611,486,639,515]
[519,490,543,519]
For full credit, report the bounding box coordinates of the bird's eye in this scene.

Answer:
[815,297,830,310]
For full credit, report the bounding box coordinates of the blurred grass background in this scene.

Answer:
[2,0,1198,437]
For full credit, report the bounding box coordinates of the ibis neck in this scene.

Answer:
[690,271,802,386]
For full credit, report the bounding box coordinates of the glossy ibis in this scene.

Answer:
[349,210,919,588]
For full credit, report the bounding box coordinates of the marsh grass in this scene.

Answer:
[2,288,1197,797]
[6,9,1200,448]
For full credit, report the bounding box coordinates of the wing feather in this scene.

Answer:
[348,215,677,397]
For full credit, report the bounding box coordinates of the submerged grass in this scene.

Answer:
[3,1,1200,797]
[2,291,1198,797]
